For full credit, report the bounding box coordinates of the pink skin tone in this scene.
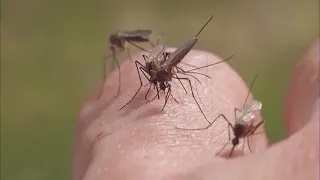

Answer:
[72,39,319,180]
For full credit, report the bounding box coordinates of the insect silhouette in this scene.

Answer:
[119,15,234,124]
[103,29,155,96]
[175,74,264,157]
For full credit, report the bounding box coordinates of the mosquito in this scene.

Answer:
[175,74,264,157]
[103,29,155,95]
[119,15,234,125]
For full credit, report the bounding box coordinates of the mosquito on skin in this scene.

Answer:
[119,15,234,125]
[175,74,264,157]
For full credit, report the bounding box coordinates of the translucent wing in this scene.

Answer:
[240,100,262,122]
[118,29,152,38]
[146,44,166,63]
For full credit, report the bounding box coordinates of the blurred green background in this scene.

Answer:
[1,0,319,179]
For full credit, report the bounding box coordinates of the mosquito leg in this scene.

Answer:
[194,78,203,105]
[149,40,156,47]
[234,107,242,120]
[144,84,152,101]
[177,70,202,84]
[155,32,165,46]
[228,144,236,157]
[127,46,133,61]
[176,77,209,124]
[247,120,265,153]
[111,47,121,96]
[251,131,265,135]
[161,84,171,111]
[127,41,150,52]
[175,113,230,131]
[241,136,246,155]
[184,54,235,73]
[176,66,211,80]
[145,85,159,103]
[118,61,148,110]
[116,57,121,96]
[172,72,187,94]
[216,122,232,156]
[180,62,198,68]
[170,92,179,103]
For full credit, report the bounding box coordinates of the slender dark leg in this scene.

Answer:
[176,70,202,84]
[234,107,242,120]
[247,120,265,153]
[241,136,247,155]
[242,74,259,108]
[149,40,156,47]
[175,113,233,131]
[172,72,187,94]
[144,84,152,101]
[111,47,121,96]
[176,66,211,79]
[118,61,149,110]
[145,85,160,103]
[216,121,233,156]
[127,46,133,61]
[155,32,165,46]
[127,41,150,52]
[184,54,235,73]
[170,91,179,103]
[174,77,210,124]
[228,143,236,157]
[161,84,172,111]
[142,55,148,63]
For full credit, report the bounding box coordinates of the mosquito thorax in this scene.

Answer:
[109,34,125,49]
[233,123,245,138]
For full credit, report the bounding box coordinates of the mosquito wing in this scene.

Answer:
[240,100,262,122]
[118,29,152,38]
[146,44,167,63]
[164,37,198,70]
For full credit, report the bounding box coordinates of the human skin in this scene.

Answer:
[72,39,319,180]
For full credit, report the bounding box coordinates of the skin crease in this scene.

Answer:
[72,39,319,180]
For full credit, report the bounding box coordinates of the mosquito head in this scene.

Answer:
[156,67,171,83]
[109,34,125,49]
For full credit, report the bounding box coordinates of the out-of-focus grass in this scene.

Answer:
[1,0,319,179]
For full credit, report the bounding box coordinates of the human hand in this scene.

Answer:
[72,39,319,180]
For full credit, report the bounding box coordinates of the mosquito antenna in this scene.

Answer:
[242,74,259,108]
[195,15,214,37]
[184,53,235,72]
